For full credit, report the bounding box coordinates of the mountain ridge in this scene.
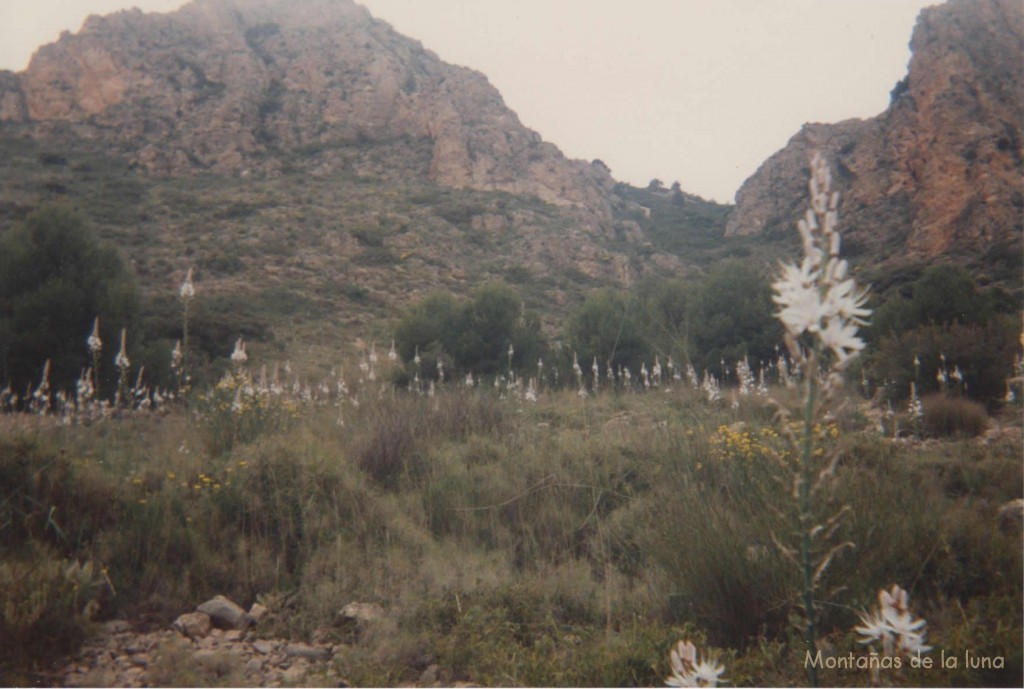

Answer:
[0,0,1019,369]
[0,0,617,226]
[726,0,1023,281]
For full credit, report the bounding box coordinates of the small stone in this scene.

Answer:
[197,594,253,630]
[224,629,244,642]
[253,640,276,655]
[282,665,306,683]
[103,620,131,634]
[285,643,331,662]
[173,612,212,639]
[129,653,150,667]
[248,602,269,622]
[338,602,384,624]
[194,649,218,663]
[997,498,1024,534]
[244,657,264,675]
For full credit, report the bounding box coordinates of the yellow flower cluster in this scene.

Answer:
[188,471,227,492]
[710,425,786,463]
[710,421,841,464]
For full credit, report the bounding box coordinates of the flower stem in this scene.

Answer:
[800,348,820,687]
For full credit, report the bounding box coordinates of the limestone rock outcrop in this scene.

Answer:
[726,0,1023,266]
[0,0,613,220]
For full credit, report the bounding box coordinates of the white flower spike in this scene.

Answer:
[666,640,726,688]
[87,317,102,354]
[179,267,196,301]
[772,152,870,369]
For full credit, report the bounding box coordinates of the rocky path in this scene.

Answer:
[47,596,352,688]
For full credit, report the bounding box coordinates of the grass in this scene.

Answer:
[1,380,1020,686]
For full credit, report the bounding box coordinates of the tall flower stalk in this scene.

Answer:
[771,152,870,686]
[114,328,131,408]
[87,316,103,395]
[179,268,196,392]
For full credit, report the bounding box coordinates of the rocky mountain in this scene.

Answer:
[726,0,1023,282]
[1,0,612,219]
[0,0,1018,369]
[0,0,743,365]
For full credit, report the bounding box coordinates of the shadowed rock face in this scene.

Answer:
[726,0,1023,265]
[0,0,613,219]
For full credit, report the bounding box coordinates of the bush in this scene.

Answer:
[685,260,781,378]
[353,392,508,490]
[568,288,651,373]
[869,264,995,340]
[196,369,299,455]
[866,315,1022,408]
[921,394,989,438]
[395,284,547,380]
[0,549,107,677]
[0,205,140,397]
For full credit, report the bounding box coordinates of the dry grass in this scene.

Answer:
[1,385,1021,686]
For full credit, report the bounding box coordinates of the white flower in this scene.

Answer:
[87,317,102,354]
[179,268,195,300]
[171,339,183,370]
[856,584,931,657]
[115,329,130,370]
[666,640,726,688]
[773,261,825,335]
[772,152,870,369]
[819,316,865,365]
[230,337,248,364]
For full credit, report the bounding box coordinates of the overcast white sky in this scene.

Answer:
[0,0,938,202]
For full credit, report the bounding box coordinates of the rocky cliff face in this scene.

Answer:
[0,0,613,221]
[726,0,1023,267]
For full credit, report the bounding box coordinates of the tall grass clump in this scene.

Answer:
[920,394,989,438]
[353,391,508,490]
[0,435,115,681]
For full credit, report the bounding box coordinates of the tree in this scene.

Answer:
[0,206,140,396]
[686,261,781,377]
[568,288,650,373]
[394,284,546,381]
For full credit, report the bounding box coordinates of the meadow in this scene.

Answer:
[1,356,1021,686]
[1,156,1021,687]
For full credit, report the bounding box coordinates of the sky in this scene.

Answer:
[0,0,938,203]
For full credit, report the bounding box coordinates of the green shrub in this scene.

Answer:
[353,392,508,490]
[0,205,141,397]
[0,547,108,676]
[869,264,995,340]
[196,370,299,455]
[395,284,547,380]
[866,316,1022,408]
[635,427,797,646]
[921,394,989,438]
[568,288,651,374]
